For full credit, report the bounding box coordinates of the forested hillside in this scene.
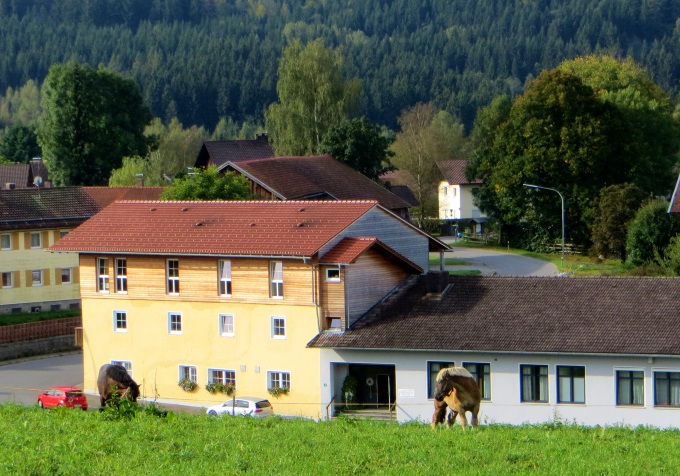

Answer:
[1,0,680,131]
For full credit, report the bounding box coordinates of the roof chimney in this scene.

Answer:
[135,174,144,187]
[4,183,15,190]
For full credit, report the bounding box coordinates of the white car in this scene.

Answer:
[206,396,274,417]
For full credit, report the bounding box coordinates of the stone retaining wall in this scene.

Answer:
[0,336,79,361]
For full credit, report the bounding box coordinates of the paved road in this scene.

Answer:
[440,240,559,277]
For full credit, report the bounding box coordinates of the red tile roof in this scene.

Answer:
[436,160,481,185]
[50,200,379,257]
[228,155,411,212]
[82,186,164,208]
[320,237,423,273]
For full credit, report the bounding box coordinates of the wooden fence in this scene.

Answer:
[0,317,82,345]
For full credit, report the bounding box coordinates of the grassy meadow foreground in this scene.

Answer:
[1,404,679,475]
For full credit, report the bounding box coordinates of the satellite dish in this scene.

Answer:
[366,377,375,387]
[33,176,43,187]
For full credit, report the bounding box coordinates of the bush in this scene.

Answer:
[626,199,680,265]
[267,387,290,398]
[178,378,198,392]
[205,382,235,396]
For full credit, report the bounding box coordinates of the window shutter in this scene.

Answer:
[42,231,49,247]
[43,269,50,286]
[25,270,31,285]
[73,267,80,284]
[12,233,18,250]
[24,233,30,250]
[55,268,62,285]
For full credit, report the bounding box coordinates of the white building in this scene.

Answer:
[436,160,485,232]
[310,275,680,428]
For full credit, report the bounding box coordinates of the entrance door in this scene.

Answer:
[377,374,391,408]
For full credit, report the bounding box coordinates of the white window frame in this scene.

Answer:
[271,316,286,339]
[269,261,283,298]
[179,365,197,383]
[168,312,183,334]
[97,257,110,293]
[31,269,43,287]
[167,259,180,295]
[30,232,42,249]
[219,313,235,337]
[218,259,232,296]
[1,271,13,288]
[268,371,291,390]
[115,258,127,294]
[61,267,72,285]
[208,368,236,386]
[326,267,341,282]
[111,360,132,376]
[113,310,128,332]
[0,233,10,250]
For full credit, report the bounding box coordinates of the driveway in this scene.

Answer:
[440,241,559,277]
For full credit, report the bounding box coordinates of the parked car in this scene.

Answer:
[37,386,88,410]
[206,396,273,417]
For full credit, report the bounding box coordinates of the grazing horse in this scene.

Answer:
[431,367,481,430]
[97,364,140,408]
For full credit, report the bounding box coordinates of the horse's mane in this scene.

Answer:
[436,367,473,382]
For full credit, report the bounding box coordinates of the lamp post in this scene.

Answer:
[523,183,565,266]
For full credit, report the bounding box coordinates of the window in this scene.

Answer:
[209,369,236,386]
[617,370,644,406]
[271,316,286,339]
[179,365,196,383]
[168,312,182,334]
[463,362,491,400]
[115,258,127,293]
[520,365,548,402]
[113,311,127,332]
[167,259,179,294]
[30,232,42,249]
[219,314,234,336]
[1,271,13,288]
[218,260,232,296]
[557,366,585,404]
[97,258,109,292]
[1,234,10,250]
[61,268,72,285]
[326,268,341,282]
[268,371,290,390]
[427,361,454,399]
[111,361,132,376]
[654,372,680,407]
[269,261,283,298]
[59,230,69,239]
[452,187,457,197]
[31,270,43,286]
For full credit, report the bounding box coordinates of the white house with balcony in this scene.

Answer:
[436,160,485,234]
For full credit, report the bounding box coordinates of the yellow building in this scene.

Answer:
[51,200,447,418]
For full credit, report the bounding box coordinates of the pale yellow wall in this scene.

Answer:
[0,229,79,308]
[81,297,324,418]
[438,181,484,220]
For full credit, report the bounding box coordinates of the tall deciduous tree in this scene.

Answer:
[320,117,394,181]
[160,165,253,201]
[391,102,466,221]
[265,38,361,156]
[626,199,680,266]
[37,62,153,186]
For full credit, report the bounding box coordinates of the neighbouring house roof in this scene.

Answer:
[669,173,680,215]
[436,160,482,186]
[226,155,412,213]
[379,169,419,207]
[82,186,164,208]
[50,200,384,257]
[0,187,102,231]
[308,276,680,357]
[0,164,33,189]
[194,135,274,169]
[320,237,423,273]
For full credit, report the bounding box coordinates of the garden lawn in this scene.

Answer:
[1,404,679,475]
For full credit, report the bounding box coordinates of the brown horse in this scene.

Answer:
[97,364,140,408]
[431,367,481,430]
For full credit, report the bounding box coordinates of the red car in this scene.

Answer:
[37,386,88,410]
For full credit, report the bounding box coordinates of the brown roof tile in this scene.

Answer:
[229,155,412,212]
[436,160,481,185]
[0,187,102,231]
[195,135,274,168]
[0,164,32,189]
[50,200,379,256]
[308,276,680,356]
[82,186,164,208]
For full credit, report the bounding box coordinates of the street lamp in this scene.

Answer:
[523,183,565,265]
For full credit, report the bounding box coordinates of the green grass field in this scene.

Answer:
[1,403,679,475]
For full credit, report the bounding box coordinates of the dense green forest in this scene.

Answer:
[2,0,680,132]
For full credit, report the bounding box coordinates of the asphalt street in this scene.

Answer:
[444,246,559,276]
